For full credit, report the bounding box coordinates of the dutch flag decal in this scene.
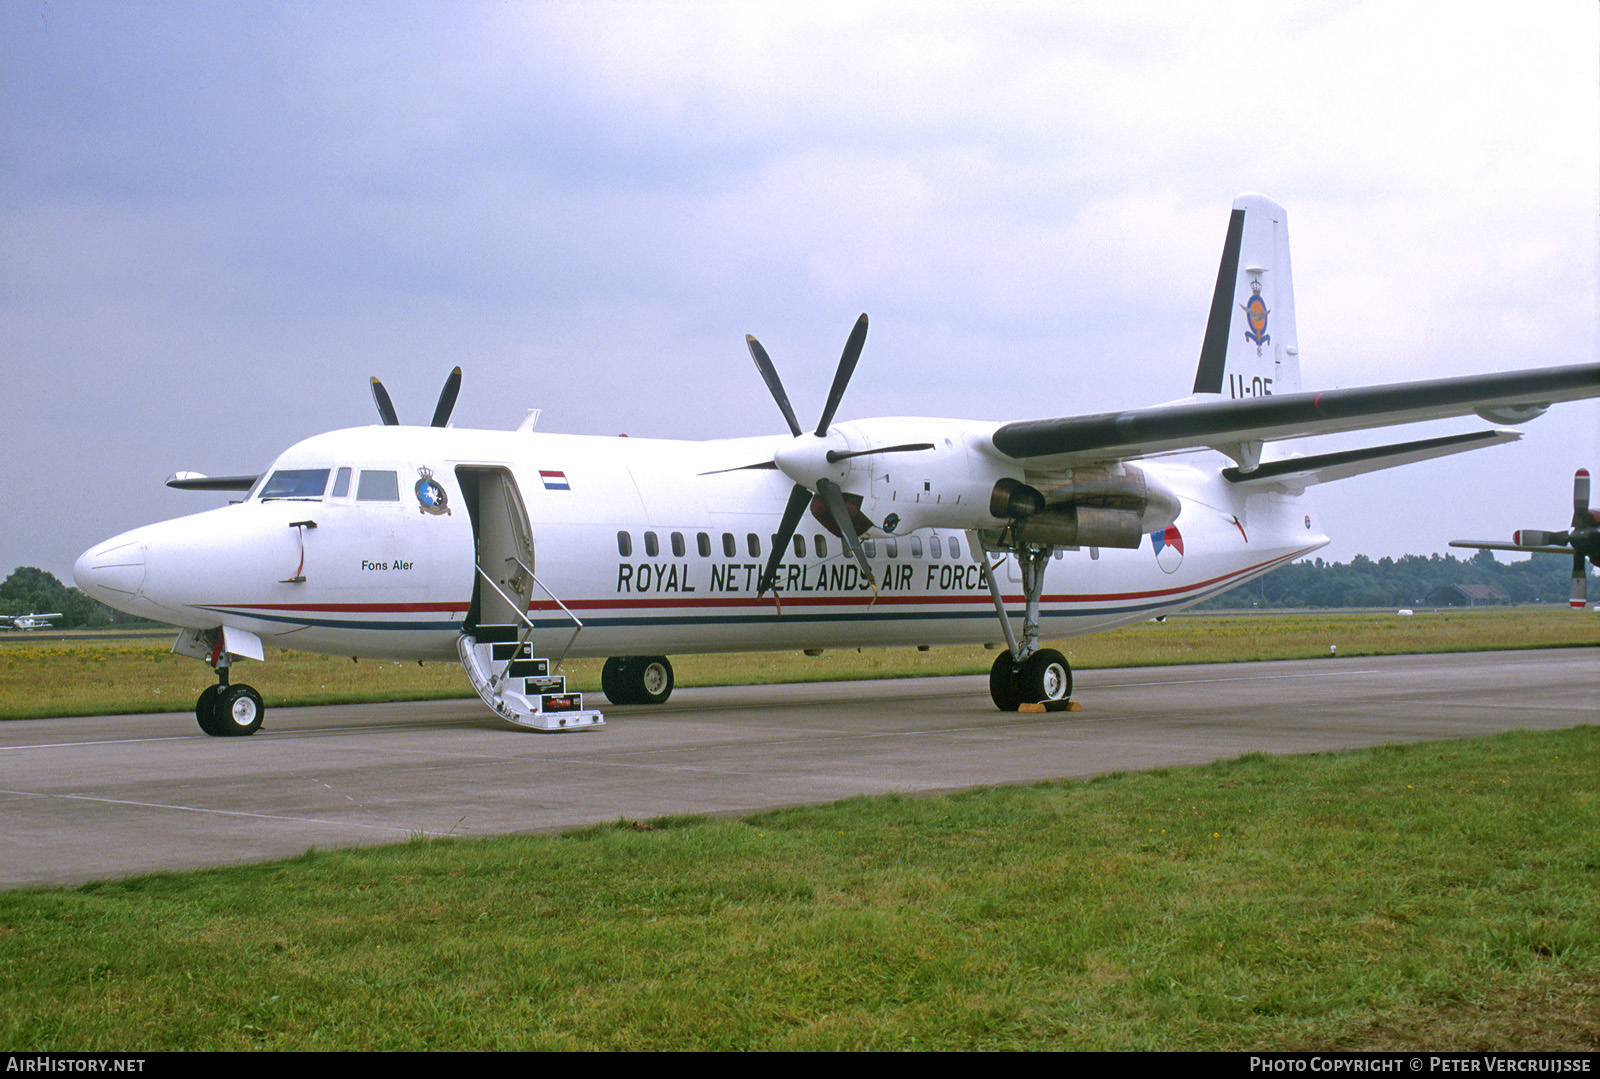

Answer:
[1150,524,1184,574]
[539,470,570,491]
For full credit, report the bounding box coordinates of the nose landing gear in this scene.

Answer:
[189,645,266,737]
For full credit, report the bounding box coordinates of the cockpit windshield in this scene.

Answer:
[258,469,330,500]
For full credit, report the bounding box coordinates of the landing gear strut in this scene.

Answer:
[979,544,1073,711]
[601,655,674,706]
[195,657,265,737]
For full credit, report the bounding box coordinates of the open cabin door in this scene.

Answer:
[457,466,536,631]
[453,466,602,731]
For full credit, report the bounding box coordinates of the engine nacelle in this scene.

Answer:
[985,465,1180,549]
[1009,505,1147,549]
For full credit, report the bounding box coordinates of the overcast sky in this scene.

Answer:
[4,0,1598,584]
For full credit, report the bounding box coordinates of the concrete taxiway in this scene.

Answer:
[1,648,1594,889]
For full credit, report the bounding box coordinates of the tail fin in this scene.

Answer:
[1192,193,1302,398]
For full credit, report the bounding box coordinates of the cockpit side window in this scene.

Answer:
[356,470,401,502]
[331,467,352,498]
[259,469,330,500]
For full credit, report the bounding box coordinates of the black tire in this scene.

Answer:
[601,657,635,705]
[214,684,265,736]
[988,651,1022,711]
[1017,648,1072,703]
[633,656,674,705]
[195,685,225,737]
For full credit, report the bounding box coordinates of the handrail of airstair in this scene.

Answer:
[471,564,545,694]
[508,555,584,673]
[471,559,584,690]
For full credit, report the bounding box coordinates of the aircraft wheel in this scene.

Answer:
[214,684,265,736]
[195,685,225,736]
[601,657,635,705]
[988,651,1022,711]
[1017,648,1072,704]
[634,656,674,705]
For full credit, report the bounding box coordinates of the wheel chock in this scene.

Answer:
[1019,699,1080,714]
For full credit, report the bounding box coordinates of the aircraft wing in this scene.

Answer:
[990,362,1600,469]
[166,472,259,492]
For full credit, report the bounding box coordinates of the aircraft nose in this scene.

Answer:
[73,535,147,606]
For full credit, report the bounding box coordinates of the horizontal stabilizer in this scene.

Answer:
[1222,430,1520,490]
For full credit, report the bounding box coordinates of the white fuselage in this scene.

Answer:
[74,423,1328,661]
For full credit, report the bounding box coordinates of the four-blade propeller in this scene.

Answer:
[370,366,463,428]
[1450,468,1599,607]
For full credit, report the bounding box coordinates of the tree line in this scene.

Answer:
[1193,549,1591,610]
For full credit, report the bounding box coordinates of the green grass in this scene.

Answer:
[1,727,1597,1050]
[3,607,1596,720]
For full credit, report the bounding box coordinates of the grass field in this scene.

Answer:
[1,726,1595,1050]
[2,606,1596,720]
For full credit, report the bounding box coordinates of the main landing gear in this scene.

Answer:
[195,661,265,737]
[979,543,1074,712]
[601,656,674,705]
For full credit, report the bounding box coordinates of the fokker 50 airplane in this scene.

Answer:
[75,194,1600,737]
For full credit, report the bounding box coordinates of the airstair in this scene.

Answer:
[457,623,603,731]
[452,464,602,731]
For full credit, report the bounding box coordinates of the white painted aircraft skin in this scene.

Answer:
[74,424,1323,662]
[70,193,1600,725]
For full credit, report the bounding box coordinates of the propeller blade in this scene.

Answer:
[816,478,876,589]
[758,484,814,598]
[1572,550,1588,608]
[815,314,868,437]
[431,366,463,428]
[746,335,803,438]
[370,377,400,426]
[826,441,935,464]
[1574,468,1591,530]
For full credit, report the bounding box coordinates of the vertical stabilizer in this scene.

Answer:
[1192,193,1302,398]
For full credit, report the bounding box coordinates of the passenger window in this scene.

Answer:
[949,537,962,559]
[697,532,711,557]
[356,470,400,502]
[862,538,877,558]
[645,531,659,557]
[671,532,686,557]
[331,467,352,498]
[931,535,943,559]
[259,469,330,500]
[617,532,632,557]
[815,535,828,559]
[793,535,806,558]
[747,533,760,557]
[909,537,923,557]
[885,539,898,558]
[723,533,737,557]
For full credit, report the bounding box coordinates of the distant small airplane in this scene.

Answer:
[74,194,1600,737]
[1451,468,1599,608]
[2,613,63,631]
